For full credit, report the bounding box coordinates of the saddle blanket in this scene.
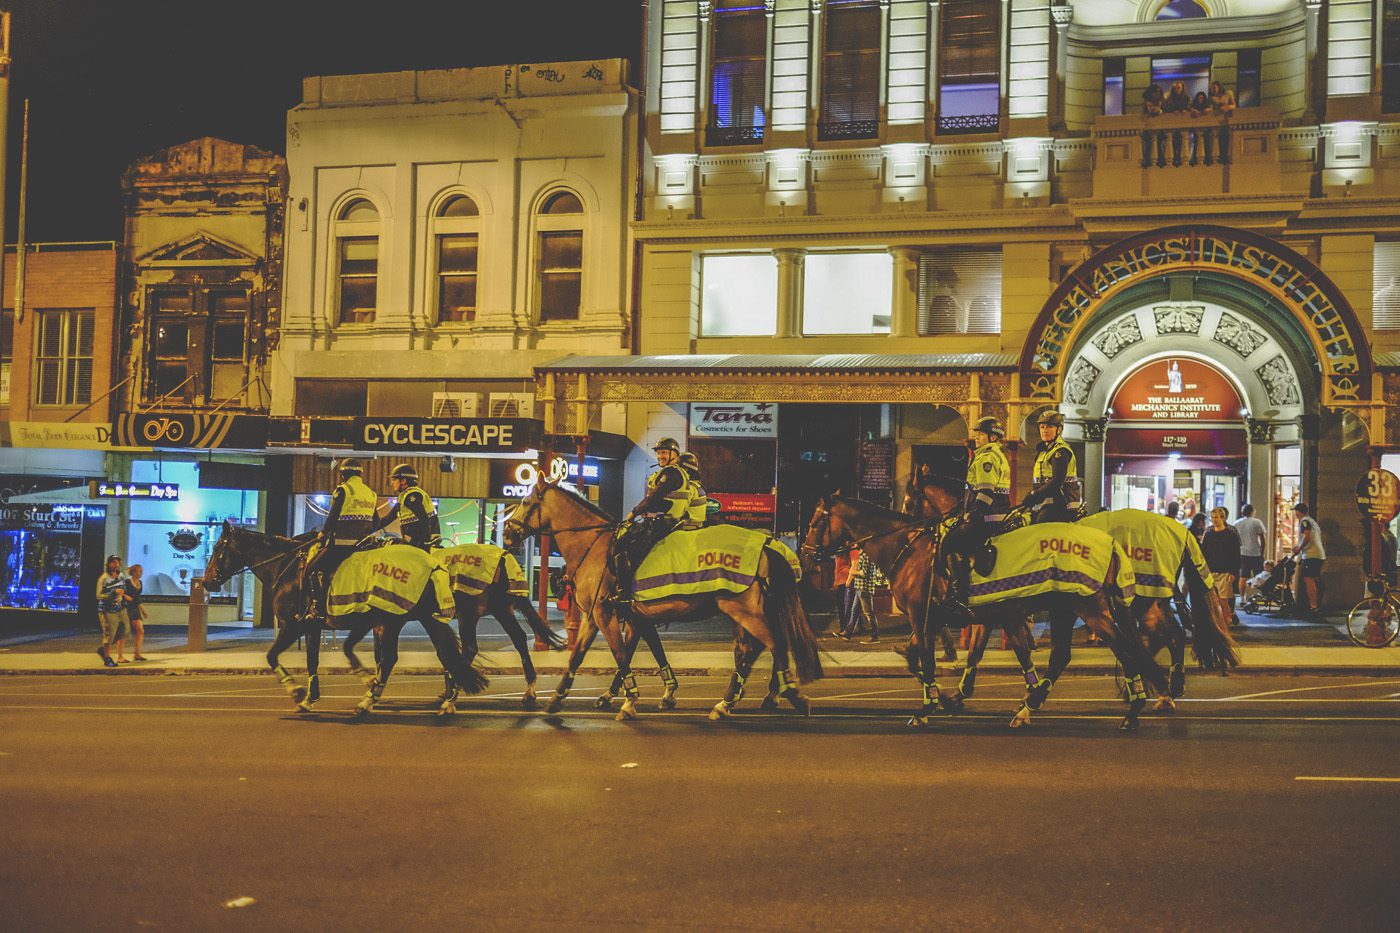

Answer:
[633,525,801,603]
[1080,508,1214,600]
[969,523,1134,607]
[434,544,528,596]
[327,545,455,619]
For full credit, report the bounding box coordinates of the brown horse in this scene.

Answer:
[503,482,822,721]
[908,484,1239,713]
[803,495,1167,730]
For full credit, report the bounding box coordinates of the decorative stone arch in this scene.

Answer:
[424,184,495,220]
[1138,0,1221,21]
[1019,224,1375,434]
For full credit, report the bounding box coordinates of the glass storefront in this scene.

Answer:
[0,503,103,614]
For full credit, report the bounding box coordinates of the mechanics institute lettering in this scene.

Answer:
[355,418,541,453]
[1023,226,1369,402]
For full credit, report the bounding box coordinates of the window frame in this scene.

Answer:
[146,286,252,406]
[0,308,13,407]
[699,252,780,338]
[818,0,883,142]
[430,193,483,326]
[1383,0,1400,114]
[331,197,381,326]
[916,249,1003,336]
[706,0,769,147]
[936,0,1002,136]
[33,308,95,408]
[534,190,586,325]
[800,251,894,336]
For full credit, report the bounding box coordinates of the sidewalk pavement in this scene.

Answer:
[1,610,1396,678]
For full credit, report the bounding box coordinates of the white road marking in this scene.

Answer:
[1294,776,1400,783]
[1220,680,1400,701]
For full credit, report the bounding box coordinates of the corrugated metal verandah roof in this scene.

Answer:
[1375,352,1400,370]
[537,353,1018,375]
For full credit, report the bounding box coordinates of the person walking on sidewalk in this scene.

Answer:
[1293,503,1326,615]
[1202,507,1242,627]
[123,564,150,662]
[1234,503,1267,580]
[95,556,129,668]
[843,551,886,643]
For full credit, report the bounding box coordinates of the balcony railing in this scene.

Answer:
[705,125,765,147]
[937,113,999,135]
[1090,107,1282,197]
[818,119,879,141]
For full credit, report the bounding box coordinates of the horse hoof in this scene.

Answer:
[522,690,539,710]
[595,693,615,710]
[434,691,455,705]
[1010,705,1032,729]
[545,697,565,714]
[616,706,638,722]
[907,715,929,728]
[1120,716,1141,732]
[353,705,372,719]
[290,686,308,705]
[1154,695,1176,712]
[659,694,677,711]
[941,693,965,714]
[296,700,314,713]
[438,701,457,717]
[708,702,731,721]
[785,692,812,718]
[758,694,778,712]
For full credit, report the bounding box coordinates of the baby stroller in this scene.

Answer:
[1240,554,1296,615]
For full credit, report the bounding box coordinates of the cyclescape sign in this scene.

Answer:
[355,418,541,453]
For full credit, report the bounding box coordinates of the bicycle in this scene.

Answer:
[1345,575,1400,648]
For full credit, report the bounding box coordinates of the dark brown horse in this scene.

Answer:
[803,495,1168,731]
[204,522,487,716]
[503,482,821,721]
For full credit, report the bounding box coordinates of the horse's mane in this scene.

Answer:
[543,482,618,525]
[831,494,924,527]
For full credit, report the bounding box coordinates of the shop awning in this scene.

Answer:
[537,353,1018,376]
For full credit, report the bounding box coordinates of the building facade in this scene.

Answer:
[535,0,1400,605]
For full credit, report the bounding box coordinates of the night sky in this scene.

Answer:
[1,0,642,242]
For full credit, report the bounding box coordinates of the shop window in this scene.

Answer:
[917,249,1001,335]
[1103,58,1125,116]
[708,0,767,146]
[334,198,380,325]
[1155,0,1207,18]
[34,309,94,407]
[433,194,481,324]
[0,503,91,613]
[125,460,258,599]
[1151,54,1211,102]
[1373,241,1400,329]
[295,379,367,417]
[1236,48,1261,108]
[536,191,584,323]
[0,308,12,406]
[1385,0,1400,113]
[700,254,778,336]
[803,253,892,334]
[819,0,881,141]
[937,0,1000,135]
[148,288,249,404]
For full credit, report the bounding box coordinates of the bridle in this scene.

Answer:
[802,500,934,577]
[206,527,314,589]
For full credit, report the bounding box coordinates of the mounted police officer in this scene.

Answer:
[609,438,690,607]
[945,417,1011,616]
[1021,411,1082,524]
[379,463,441,550]
[302,458,379,619]
[677,451,710,530]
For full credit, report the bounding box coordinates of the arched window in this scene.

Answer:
[536,191,584,323]
[1155,0,1208,19]
[334,198,379,324]
[432,194,480,324]
[820,0,881,140]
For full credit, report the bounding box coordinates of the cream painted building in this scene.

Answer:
[536,0,1400,605]
[272,59,636,423]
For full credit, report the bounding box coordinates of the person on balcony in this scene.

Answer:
[1209,81,1236,115]
[1190,91,1210,115]
[1141,84,1166,167]
[1163,81,1191,164]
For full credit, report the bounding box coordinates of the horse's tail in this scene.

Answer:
[500,559,565,648]
[1180,549,1241,671]
[1107,552,1169,693]
[765,546,823,684]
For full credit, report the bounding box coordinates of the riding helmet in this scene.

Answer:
[653,437,682,454]
[390,463,419,483]
[973,416,1005,438]
[678,452,701,473]
[1037,411,1065,428]
[337,458,364,477]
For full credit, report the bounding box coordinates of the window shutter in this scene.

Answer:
[1374,241,1400,329]
[918,250,1002,335]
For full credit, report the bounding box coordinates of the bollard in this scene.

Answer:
[188,576,208,652]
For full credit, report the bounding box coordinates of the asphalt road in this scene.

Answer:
[2,671,1398,931]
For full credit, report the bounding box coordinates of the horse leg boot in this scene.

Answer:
[909,676,944,728]
[547,623,600,713]
[658,665,679,710]
[273,663,307,708]
[355,673,386,718]
[759,669,780,712]
[1014,615,1072,727]
[774,668,811,717]
[1121,673,1149,731]
[711,644,761,720]
[598,630,642,709]
[614,669,642,722]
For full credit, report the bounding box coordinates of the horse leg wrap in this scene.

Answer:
[921,680,941,708]
[307,675,321,703]
[660,665,678,690]
[274,665,296,692]
[1169,663,1186,699]
[1022,665,1041,690]
[1026,678,1053,711]
[725,670,748,704]
[775,669,797,697]
[1126,674,1148,704]
[957,666,978,699]
[437,673,456,704]
[606,671,623,699]
[620,674,639,699]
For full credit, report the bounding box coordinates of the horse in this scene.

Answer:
[802,494,1168,731]
[503,481,822,721]
[907,484,1239,713]
[204,522,488,716]
[432,543,565,710]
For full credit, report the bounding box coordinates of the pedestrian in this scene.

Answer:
[1188,511,1207,543]
[557,576,582,650]
[124,563,150,662]
[1292,503,1326,615]
[1202,507,1242,626]
[831,545,853,637]
[833,546,862,639]
[1165,500,1180,521]
[94,555,129,668]
[843,550,885,644]
[1234,503,1267,579]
